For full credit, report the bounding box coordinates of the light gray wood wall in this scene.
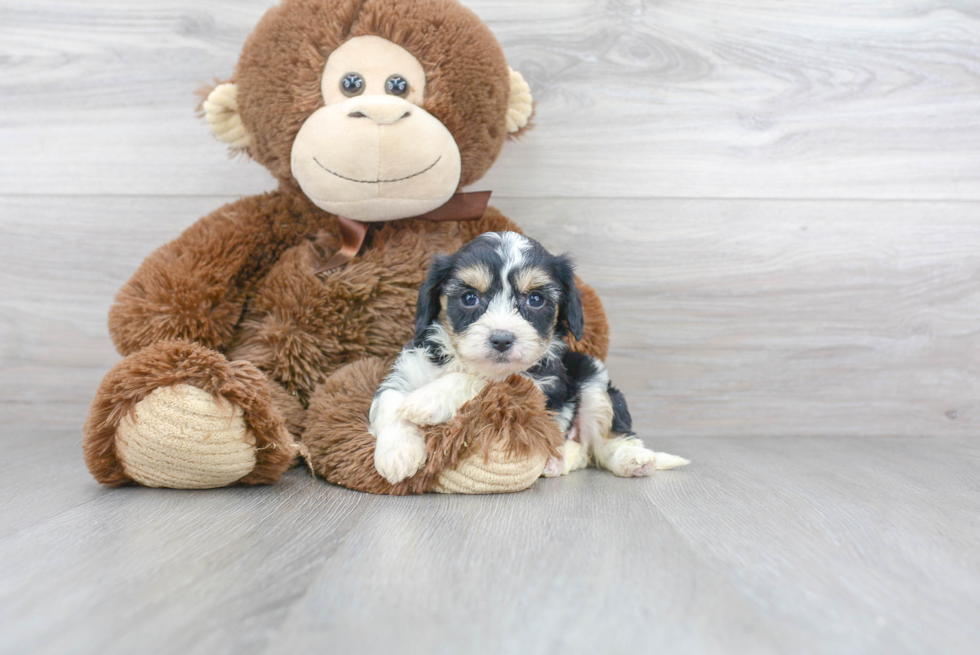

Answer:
[2,0,979,437]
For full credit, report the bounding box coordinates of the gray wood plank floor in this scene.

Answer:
[2,408,979,655]
[2,0,979,653]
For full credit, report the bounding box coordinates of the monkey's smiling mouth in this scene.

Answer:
[313,156,441,184]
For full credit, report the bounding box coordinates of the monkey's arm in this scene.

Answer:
[109,190,328,356]
[462,206,611,361]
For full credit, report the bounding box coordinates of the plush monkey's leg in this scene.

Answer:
[83,340,297,488]
[303,359,564,495]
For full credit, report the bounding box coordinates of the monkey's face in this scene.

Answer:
[290,36,462,222]
[205,0,535,221]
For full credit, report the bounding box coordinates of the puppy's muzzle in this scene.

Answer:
[489,330,515,353]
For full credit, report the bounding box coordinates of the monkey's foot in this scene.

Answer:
[84,340,295,488]
[115,385,257,488]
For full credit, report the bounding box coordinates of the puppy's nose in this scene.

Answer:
[343,95,412,125]
[489,330,515,353]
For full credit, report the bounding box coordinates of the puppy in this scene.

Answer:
[370,231,689,484]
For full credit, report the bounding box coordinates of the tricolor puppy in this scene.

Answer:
[370,231,689,485]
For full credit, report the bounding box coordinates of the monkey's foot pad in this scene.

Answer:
[115,384,258,489]
[434,443,548,494]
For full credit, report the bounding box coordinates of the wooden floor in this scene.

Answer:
[2,1,980,653]
[3,408,980,655]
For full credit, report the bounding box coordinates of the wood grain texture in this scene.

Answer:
[1,415,978,655]
[494,197,980,438]
[267,435,980,655]
[1,0,979,198]
[3,1,980,653]
[4,196,978,437]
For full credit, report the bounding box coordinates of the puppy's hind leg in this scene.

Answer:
[650,451,691,470]
[580,384,689,477]
[542,439,590,478]
[595,435,691,477]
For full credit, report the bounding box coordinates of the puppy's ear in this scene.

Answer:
[554,254,585,341]
[414,255,455,342]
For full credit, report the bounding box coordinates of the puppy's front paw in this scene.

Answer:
[609,442,659,478]
[399,390,455,427]
[374,425,428,484]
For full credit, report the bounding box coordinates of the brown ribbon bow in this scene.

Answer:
[313,191,491,274]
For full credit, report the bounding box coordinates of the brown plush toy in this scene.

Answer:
[82,0,610,494]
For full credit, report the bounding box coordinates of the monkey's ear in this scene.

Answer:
[200,82,251,151]
[506,68,534,136]
[414,255,456,343]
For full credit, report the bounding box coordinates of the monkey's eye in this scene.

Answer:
[526,292,546,309]
[385,75,409,97]
[340,73,365,97]
[461,292,480,308]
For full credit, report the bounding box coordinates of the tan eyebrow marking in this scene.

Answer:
[456,265,493,293]
[513,266,553,294]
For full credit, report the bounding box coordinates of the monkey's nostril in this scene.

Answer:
[348,111,367,118]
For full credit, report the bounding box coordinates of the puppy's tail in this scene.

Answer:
[653,452,691,470]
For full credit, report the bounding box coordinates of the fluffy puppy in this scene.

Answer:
[370,231,689,484]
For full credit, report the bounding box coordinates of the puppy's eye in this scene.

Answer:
[340,73,365,97]
[461,292,480,308]
[385,75,409,96]
[526,292,546,308]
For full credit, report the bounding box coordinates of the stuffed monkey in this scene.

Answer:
[83,0,610,494]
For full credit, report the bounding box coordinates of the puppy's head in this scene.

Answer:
[415,231,585,379]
